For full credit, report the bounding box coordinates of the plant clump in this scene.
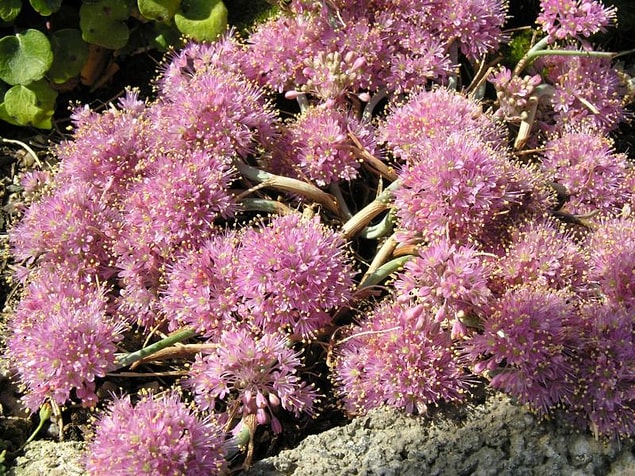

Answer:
[2,0,635,473]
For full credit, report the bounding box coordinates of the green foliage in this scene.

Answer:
[0,0,229,130]
[0,80,58,129]
[0,29,53,85]
[174,0,228,41]
[48,29,89,84]
[0,0,22,23]
[138,0,182,23]
[29,0,63,16]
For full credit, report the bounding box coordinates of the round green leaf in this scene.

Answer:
[29,0,63,16]
[0,0,22,23]
[1,80,57,128]
[138,0,181,23]
[174,0,227,42]
[80,0,131,50]
[0,29,54,85]
[47,29,89,84]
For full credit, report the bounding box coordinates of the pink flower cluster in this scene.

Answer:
[3,1,635,471]
[85,391,227,475]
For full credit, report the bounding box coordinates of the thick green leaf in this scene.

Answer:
[138,0,181,23]
[48,29,89,83]
[29,0,63,16]
[0,29,54,85]
[0,80,57,128]
[0,0,21,22]
[151,21,183,50]
[80,0,131,50]
[174,0,227,41]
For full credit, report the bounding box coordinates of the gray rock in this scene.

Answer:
[6,392,635,476]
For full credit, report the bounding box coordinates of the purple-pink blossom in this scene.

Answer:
[235,213,355,339]
[85,391,227,475]
[540,128,631,215]
[5,269,123,411]
[187,327,318,434]
[537,0,617,40]
[333,300,470,415]
[467,285,579,413]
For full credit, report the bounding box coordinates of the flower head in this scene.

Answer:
[85,391,227,475]
[537,0,617,40]
[491,217,589,295]
[5,269,123,411]
[567,301,635,438]
[162,232,240,337]
[586,216,635,308]
[235,213,355,339]
[333,300,470,415]
[187,327,318,434]
[467,285,579,413]
[540,52,627,132]
[379,87,504,161]
[394,237,492,336]
[286,104,376,186]
[540,128,630,215]
[393,132,519,243]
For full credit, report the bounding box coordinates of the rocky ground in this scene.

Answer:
[4,382,635,475]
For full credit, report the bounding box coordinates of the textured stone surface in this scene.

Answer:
[5,392,635,475]
[246,393,635,476]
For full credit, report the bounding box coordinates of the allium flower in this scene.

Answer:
[55,89,151,201]
[162,232,240,337]
[242,13,328,93]
[537,0,617,40]
[567,301,635,438]
[113,150,236,327]
[85,391,227,475]
[5,269,123,411]
[187,327,318,434]
[433,0,508,59]
[151,65,278,159]
[156,34,245,97]
[489,66,543,122]
[540,52,626,132]
[467,285,579,413]
[586,216,635,308]
[491,217,589,295]
[540,128,630,215]
[286,104,376,186]
[9,182,119,281]
[394,237,492,337]
[393,132,520,243]
[379,87,505,161]
[333,300,470,415]
[235,214,355,339]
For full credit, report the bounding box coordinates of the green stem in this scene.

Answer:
[235,160,344,218]
[239,198,294,214]
[358,255,413,289]
[358,208,395,240]
[341,179,401,240]
[114,327,197,369]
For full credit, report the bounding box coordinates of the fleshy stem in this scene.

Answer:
[358,255,413,288]
[360,234,397,284]
[341,179,402,240]
[239,197,294,215]
[9,403,52,456]
[114,327,197,369]
[234,160,344,218]
[514,36,622,76]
